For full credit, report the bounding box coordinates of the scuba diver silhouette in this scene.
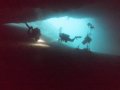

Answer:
[25,22,41,41]
[82,23,94,50]
[58,27,81,42]
[77,23,94,50]
[82,33,92,51]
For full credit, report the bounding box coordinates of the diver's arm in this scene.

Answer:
[25,22,30,29]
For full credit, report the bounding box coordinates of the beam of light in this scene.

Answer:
[29,43,50,48]
[5,23,27,29]
[23,41,50,48]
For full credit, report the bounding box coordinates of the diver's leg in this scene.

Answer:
[69,37,75,42]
